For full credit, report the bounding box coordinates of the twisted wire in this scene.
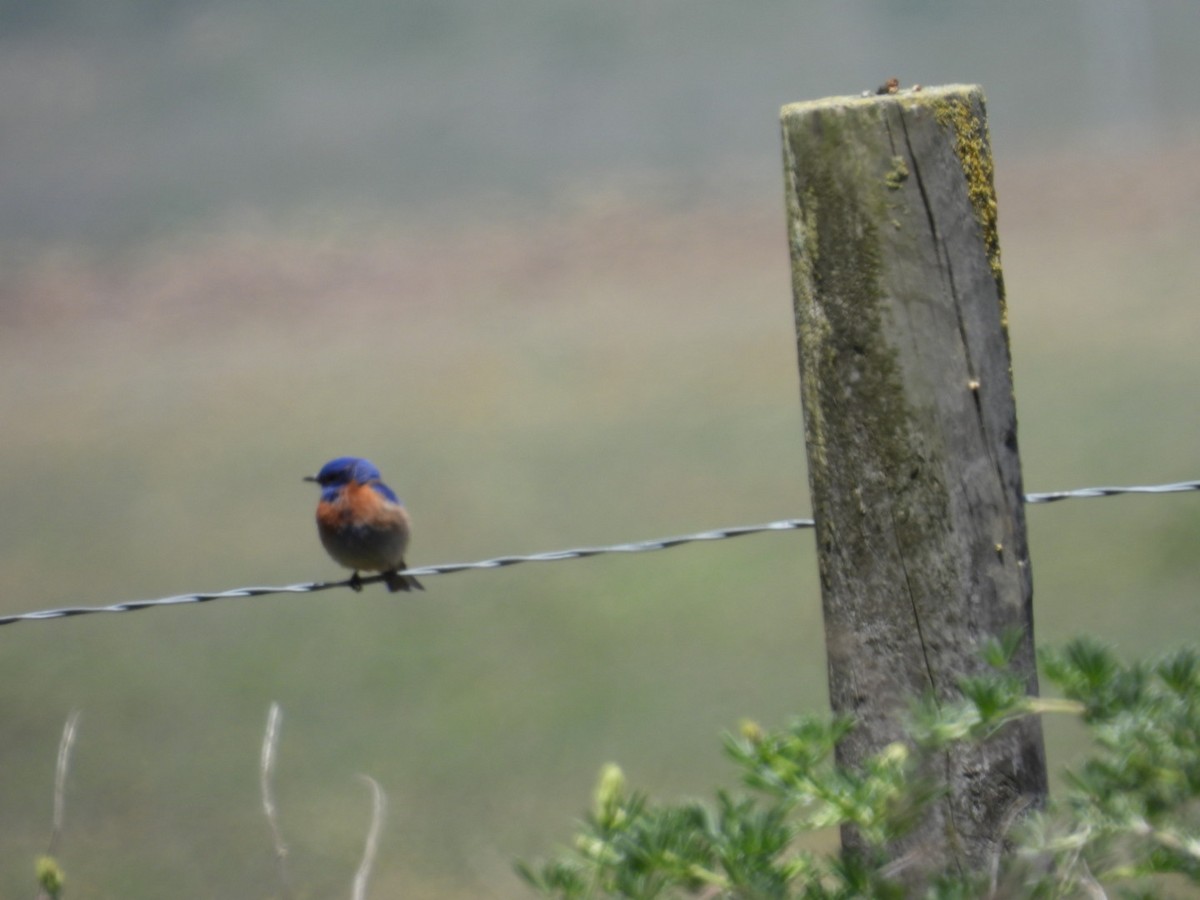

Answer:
[1025,479,1200,504]
[0,519,814,628]
[0,479,1196,628]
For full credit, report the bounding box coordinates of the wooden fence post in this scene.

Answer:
[780,85,1048,875]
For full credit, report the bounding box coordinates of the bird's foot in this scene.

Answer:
[349,572,365,593]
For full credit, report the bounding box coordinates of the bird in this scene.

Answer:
[304,456,424,592]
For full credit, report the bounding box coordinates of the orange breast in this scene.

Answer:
[314,482,411,572]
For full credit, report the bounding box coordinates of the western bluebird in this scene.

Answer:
[304,456,424,592]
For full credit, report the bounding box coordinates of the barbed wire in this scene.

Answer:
[1,479,1196,629]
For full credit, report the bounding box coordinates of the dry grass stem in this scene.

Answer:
[48,710,80,856]
[352,775,388,900]
[259,702,292,900]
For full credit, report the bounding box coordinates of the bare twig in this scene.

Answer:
[260,703,292,900]
[1077,858,1108,899]
[352,775,388,900]
[988,795,1032,898]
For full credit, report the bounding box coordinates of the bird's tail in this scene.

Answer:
[384,568,425,593]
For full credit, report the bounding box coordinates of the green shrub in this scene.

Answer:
[520,637,1200,898]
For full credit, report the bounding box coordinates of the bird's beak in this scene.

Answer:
[303,475,319,483]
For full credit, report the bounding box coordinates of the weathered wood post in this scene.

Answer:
[781,85,1047,874]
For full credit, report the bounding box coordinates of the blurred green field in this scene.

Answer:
[1,138,1198,897]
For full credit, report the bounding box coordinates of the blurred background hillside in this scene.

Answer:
[1,3,1198,897]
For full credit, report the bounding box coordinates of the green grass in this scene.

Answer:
[1,147,1198,897]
